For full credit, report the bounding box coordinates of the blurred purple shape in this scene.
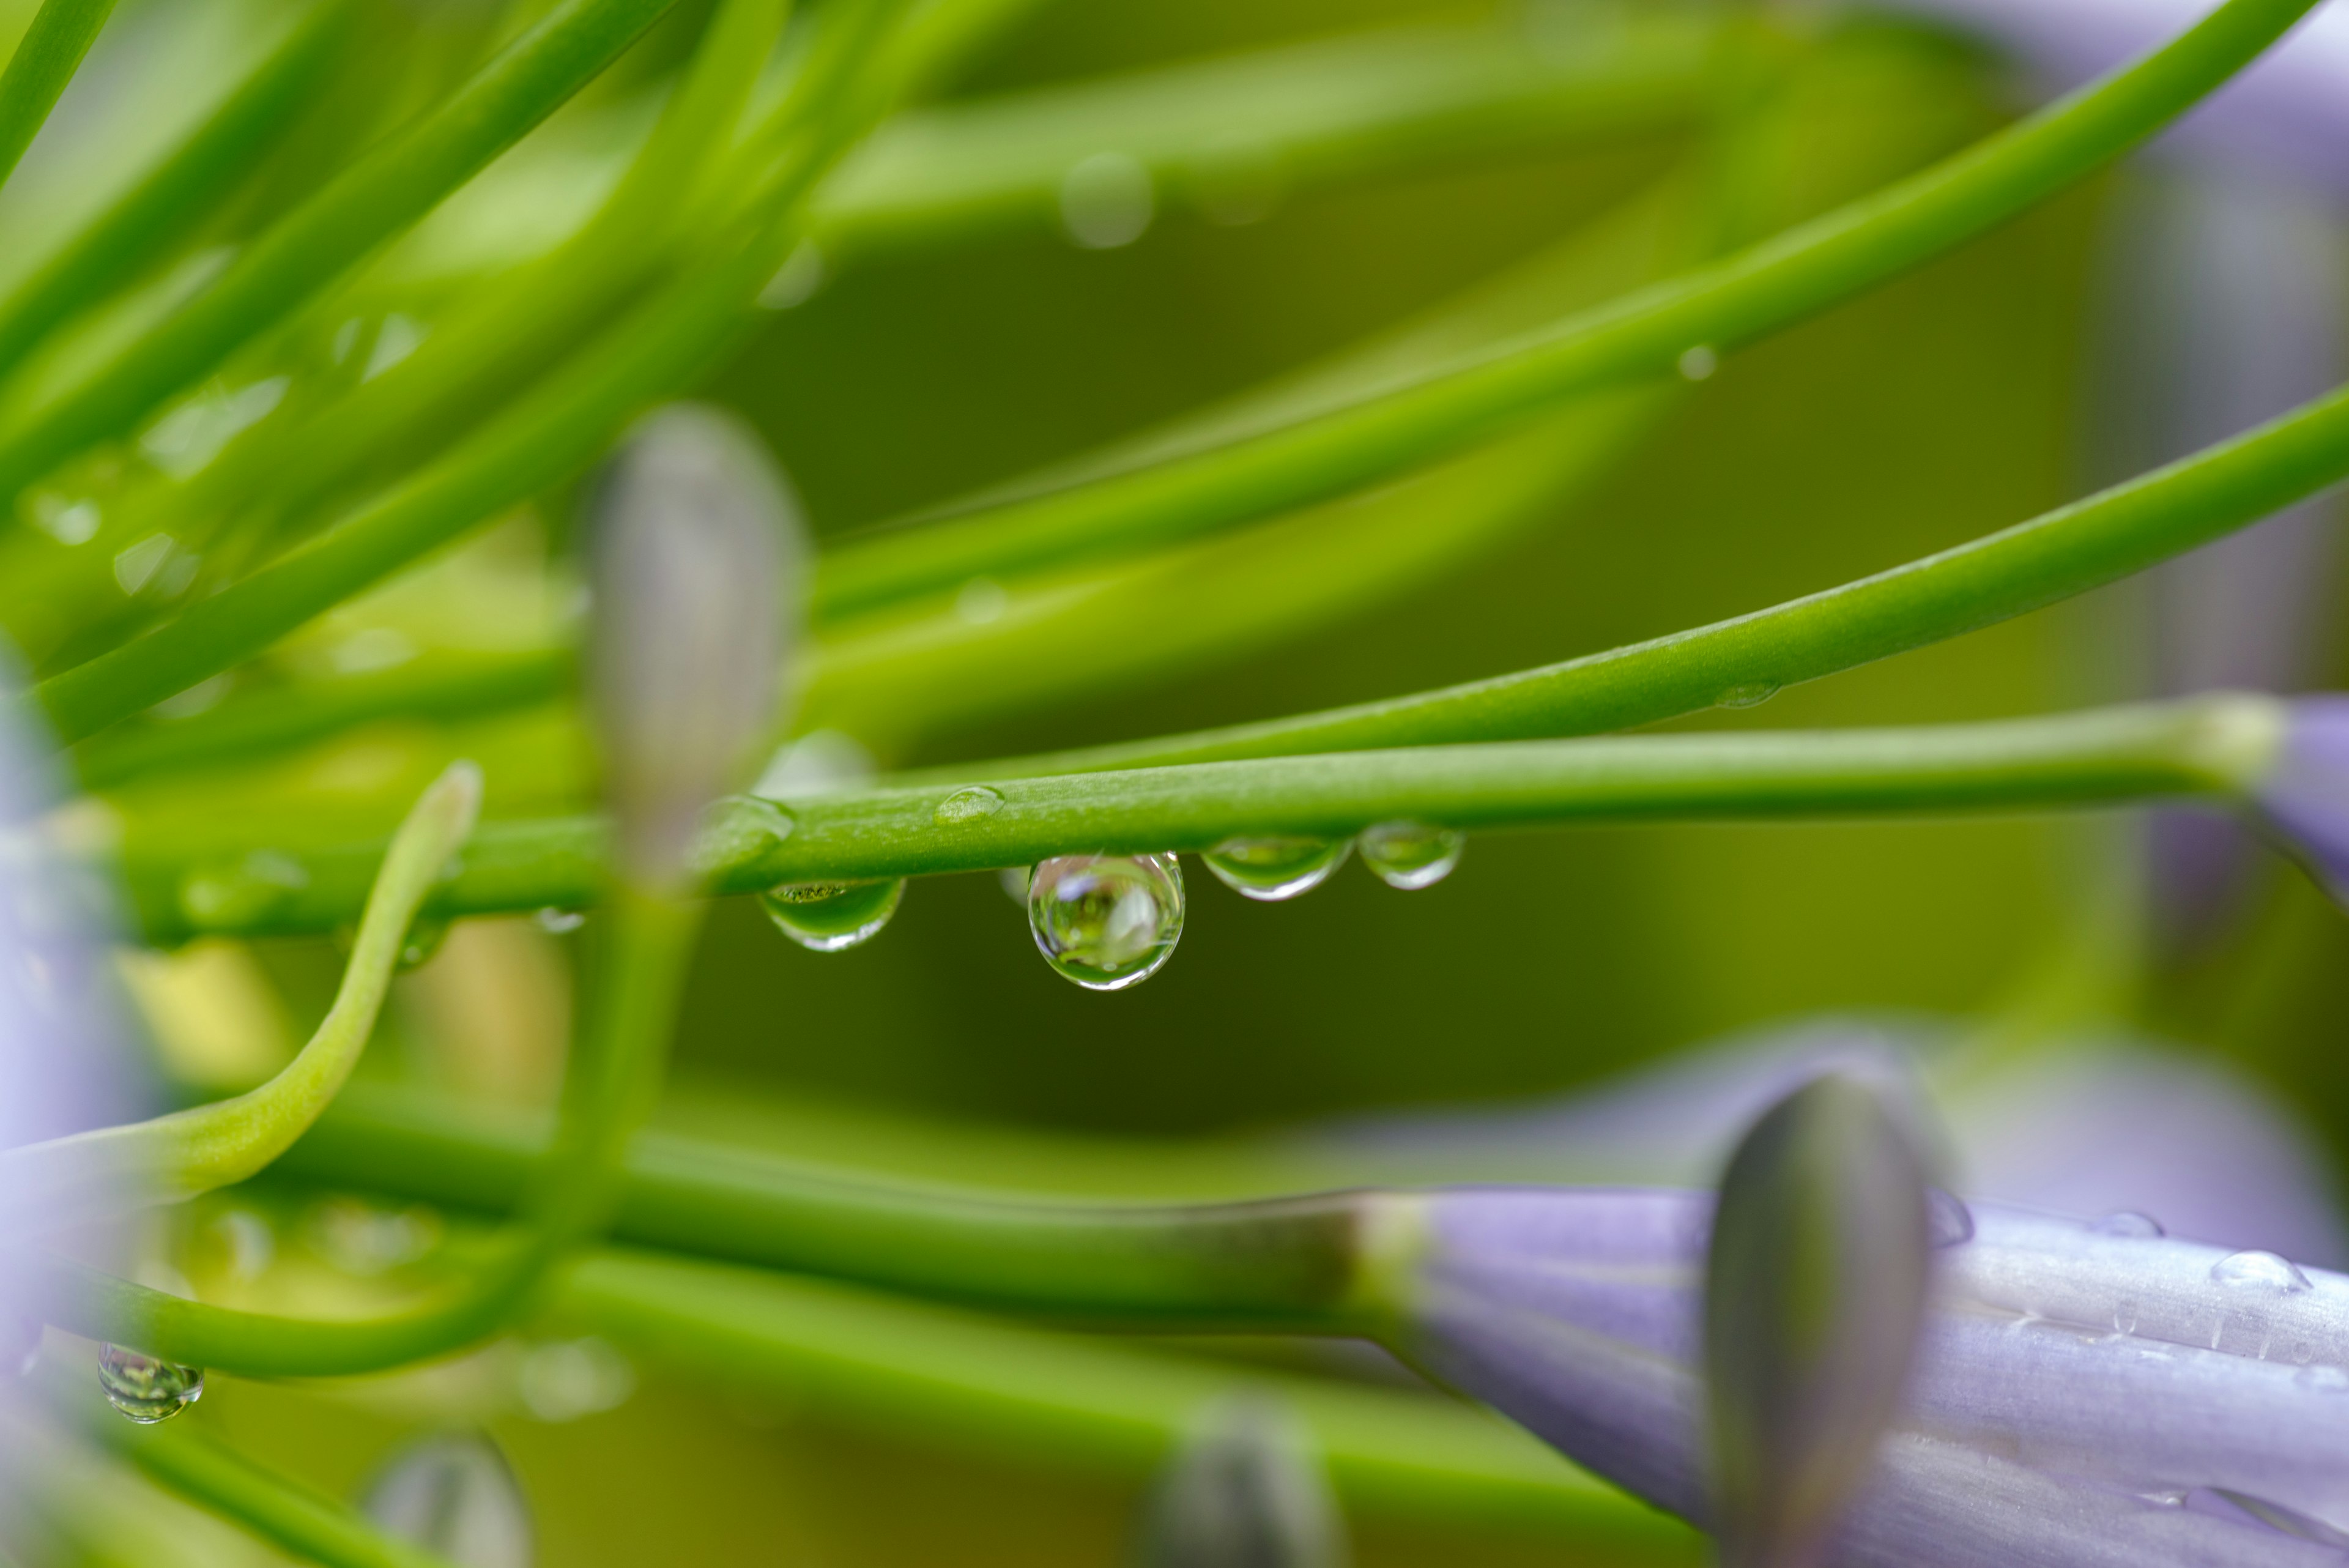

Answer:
[1314,1017,2346,1265]
[1868,0,2349,196]
[2255,695,2349,905]
[1403,1186,2349,1564]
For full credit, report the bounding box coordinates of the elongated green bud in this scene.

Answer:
[1704,1073,1933,1568]
[585,404,804,890]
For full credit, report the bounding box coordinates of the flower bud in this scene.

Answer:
[1703,1074,1932,1568]
[585,403,804,890]
[1133,1393,1347,1568]
[2254,696,2349,908]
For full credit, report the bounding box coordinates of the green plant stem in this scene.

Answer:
[18,0,951,748]
[0,1,349,380]
[562,1250,1700,1553]
[108,696,2282,939]
[939,385,2349,779]
[26,885,703,1376]
[0,764,477,1233]
[811,0,2320,619]
[0,0,681,512]
[70,1405,458,1568]
[0,0,118,192]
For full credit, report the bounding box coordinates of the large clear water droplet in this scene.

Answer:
[1028,853,1183,990]
[2092,1210,2164,1238]
[1356,822,1461,890]
[935,786,1004,825]
[1926,1189,1974,1248]
[2211,1250,2312,1294]
[98,1344,203,1424]
[1715,681,1780,710]
[760,879,904,953]
[361,1431,535,1568]
[1201,836,1349,902]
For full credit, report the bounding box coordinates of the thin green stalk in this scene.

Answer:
[937,383,2349,779]
[0,764,477,1234]
[0,0,681,511]
[0,0,118,193]
[73,1410,457,1568]
[26,885,703,1376]
[109,697,2282,940]
[0,1,349,379]
[20,0,945,747]
[563,1250,1700,1551]
[811,0,2320,619]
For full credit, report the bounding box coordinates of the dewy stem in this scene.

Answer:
[811,0,2325,619]
[23,885,703,1377]
[0,763,479,1233]
[110,696,2283,940]
[0,0,681,515]
[0,0,119,192]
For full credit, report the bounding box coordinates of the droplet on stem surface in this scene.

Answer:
[1716,681,1780,710]
[1356,822,1462,890]
[398,916,450,972]
[1677,344,1718,381]
[1028,853,1183,990]
[2091,1210,2164,1238]
[2211,1250,2312,1294]
[533,907,585,934]
[934,786,1004,825]
[1061,151,1154,248]
[1201,836,1349,902]
[97,1344,204,1424]
[760,879,904,952]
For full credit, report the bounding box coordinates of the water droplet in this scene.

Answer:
[2113,1299,2140,1335]
[2211,1250,2312,1294]
[1716,681,1780,710]
[1926,1189,1974,1247]
[760,879,905,952]
[955,576,1009,624]
[1677,344,1718,381]
[177,848,310,928]
[362,1432,535,1568]
[1356,822,1461,891]
[1201,836,1350,902]
[398,916,450,972]
[696,797,796,882]
[97,1345,204,1424]
[2091,1210,2164,1238]
[1061,151,1154,248]
[534,907,585,934]
[1028,853,1183,990]
[934,786,1004,825]
[31,492,99,546]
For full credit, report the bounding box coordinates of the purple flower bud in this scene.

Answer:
[2253,696,2349,907]
[586,404,805,890]
[1704,1076,1933,1568]
[1397,1186,2349,1564]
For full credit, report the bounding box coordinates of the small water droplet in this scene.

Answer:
[935,786,1005,825]
[398,916,450,972]
[1028,853,1183,990]
[1926,1189,1974,1247]
[1061,151,1153,248]
[1356,822,1462,891]
[2113,1299,2139,1335]
[1677,344,1718,381]
[760,879,905,952]
[955,576,1009,625]
[534,907,585,934]
[2211,1250,2312,1294]
[362,1431,535,1568]
[98,1345,204,1424]
[1715,681,1780,710]
[2091,1210,2164,1238]
[1201,836,1350,902]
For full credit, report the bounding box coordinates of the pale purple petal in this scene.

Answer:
[2257,696,2349,905]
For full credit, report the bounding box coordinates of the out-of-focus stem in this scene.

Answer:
[0,0,119,192]
[108,697,2282,939]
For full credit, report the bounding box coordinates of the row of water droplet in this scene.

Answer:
[759,819,1464,992]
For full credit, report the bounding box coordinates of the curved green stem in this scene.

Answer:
[810,0,2323,619]
[0,1,348,380]
[0,0,118,193]
[110,696,2284,939]
[0,0,680,513]
[0,762,478,1233]
[26,885,703,1376]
